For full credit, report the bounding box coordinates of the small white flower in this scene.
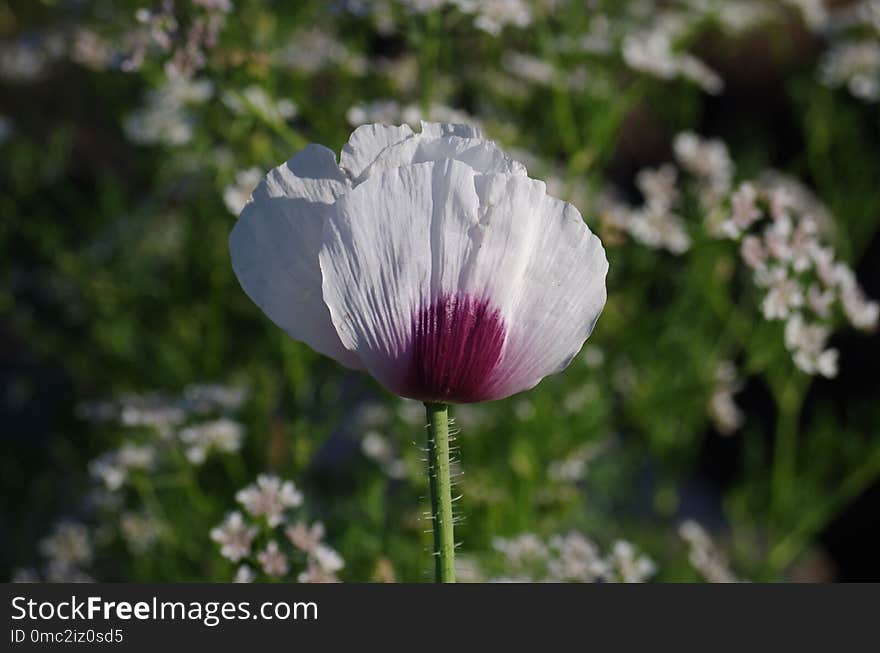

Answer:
[210,511,257,562]
[89,455,127,491]
[761,268,803,320]
[607,540,656,583]
[674,132,733,191]
[116,444,156,469]
[179,418,244,464]
[840,285,879,331]
[257,541,289,578]
[708,361,744,436]
[285,521,325,554]
[312,544,345,573]
[236,474,303,527]
[740,235,767,270]
[723,183,761,237]
[807,283,835,319]
[819,40,880,103]
[234,564,255,583]
[678,520,738,583]
[547,532,608,582]
[636,164,679,210]
[785,314,838,378]
[627,206,691,255]
[39,522,93,570]
[763,216,793,262]
[789,221,818,272]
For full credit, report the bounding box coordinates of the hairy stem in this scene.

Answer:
[425,402,455,583]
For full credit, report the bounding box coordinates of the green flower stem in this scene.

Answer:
[425,402,456,583]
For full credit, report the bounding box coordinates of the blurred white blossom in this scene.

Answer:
[211,511,258,562]
[236,474,303,527]
[257,540,289,578]
[679,520,739,582]
[124,77,213,146]
[709,361,745,435]
[179,418,244,464]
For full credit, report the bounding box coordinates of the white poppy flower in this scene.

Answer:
[230,122,608,403]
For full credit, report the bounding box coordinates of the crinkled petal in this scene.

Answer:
[360,135,527,180]
[319,158,607,402]
[339,123,414,180]
[230,145,362,369]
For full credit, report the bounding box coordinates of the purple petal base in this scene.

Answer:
[404,293,506,404]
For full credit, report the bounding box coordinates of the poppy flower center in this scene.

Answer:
[407,292,506,403]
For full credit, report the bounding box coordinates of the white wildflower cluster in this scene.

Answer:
[79,384,248,492]
[122,0,231,79]
[8,389,243,581]
[708,361,745,435]
[90,444,157,491]
[678,520,739,583]
[212,475,344,583]
[12,521,95,583]
[820,40,880,102]
[673,131,734,210]
[602,131,877,378]
[236,474,303,528]
[488,531,656,583]
[617,1,735,96]
[622,26,723,95]
[718,174,876,377]
[600,132,731,245]
[123,76,213,146]
[456,0,532,36]
[792,0,880,102]
[179,418,244,464]
[598,165,691,255]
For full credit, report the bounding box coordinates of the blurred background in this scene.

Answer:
[1,0,879,583]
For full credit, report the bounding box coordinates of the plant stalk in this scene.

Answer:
[425,402,456,583]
